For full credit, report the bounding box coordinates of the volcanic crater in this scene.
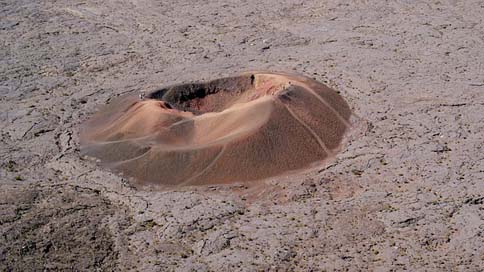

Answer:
[80,72,352,187]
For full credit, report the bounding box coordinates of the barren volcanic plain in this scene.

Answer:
[1,0,483,271]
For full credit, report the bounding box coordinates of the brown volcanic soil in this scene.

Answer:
[80,72,352,186]
[1,0,484,271]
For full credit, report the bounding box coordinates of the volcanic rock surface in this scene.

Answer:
[2,0,484,271]
[81,72,352,186]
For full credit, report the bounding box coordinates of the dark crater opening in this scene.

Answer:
[148,75,254,115]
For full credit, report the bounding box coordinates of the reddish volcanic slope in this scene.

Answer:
[80,72,352,186]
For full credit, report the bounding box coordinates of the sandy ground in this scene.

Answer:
[1,0,484,271]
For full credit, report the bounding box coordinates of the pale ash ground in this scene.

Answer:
[1,0,483,271]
